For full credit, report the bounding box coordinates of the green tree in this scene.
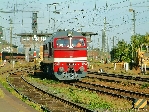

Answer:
[109,33,149,64]
[111,39,131,62]
[131,34,145,53]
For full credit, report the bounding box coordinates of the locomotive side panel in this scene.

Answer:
[40,41,54,76]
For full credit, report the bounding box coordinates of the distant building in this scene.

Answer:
[0,38,18,53]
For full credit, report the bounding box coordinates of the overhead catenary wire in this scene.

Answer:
[0,0,148,49]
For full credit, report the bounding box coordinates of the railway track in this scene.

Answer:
[31,68,149,110]
[87,71,149,86]
[65,81,149,112]
[6,68,93,112]
[69,71,149,109]
[3,66,149,110]
[70,80,149,99]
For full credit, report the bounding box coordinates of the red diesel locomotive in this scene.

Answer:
[40,30,87,80]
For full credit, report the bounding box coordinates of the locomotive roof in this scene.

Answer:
[44,30,83,44]
[53,30,83,37]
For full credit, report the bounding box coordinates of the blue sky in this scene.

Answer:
[0,0,149,50]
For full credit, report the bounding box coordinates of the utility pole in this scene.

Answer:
[129,8,136,59]
[47,4,52,33]
[98,37,100,61]
[112,36,115,61]
[92,39,94,69]
[51,18,55,32]
[129,9,136,35]
[47,3,59,33]
[113,36,114,51]
[102,17,106,52]
[53,3,59,32]
[102,17,109,63]
[102,29,105,52]
[132,10,136,35]
[0,27,2,65]
[9,19,13,63]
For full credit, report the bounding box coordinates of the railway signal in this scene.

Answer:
[32,12,38,35]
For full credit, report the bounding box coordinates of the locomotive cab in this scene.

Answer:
[54,35,87,80]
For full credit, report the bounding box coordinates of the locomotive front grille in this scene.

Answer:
[68,67,74,73]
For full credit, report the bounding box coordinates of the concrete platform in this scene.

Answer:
[0,84,38,112]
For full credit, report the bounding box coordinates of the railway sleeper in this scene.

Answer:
[101,73,108,76]
[124,76,133,80]
[108,74,116,77]
[135,77,141,81]
[145,94,149,98]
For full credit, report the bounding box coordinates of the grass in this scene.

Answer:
[67,88,112,109]
[27,77,132,110]
[0,88,4,98]
[140,83,149,89]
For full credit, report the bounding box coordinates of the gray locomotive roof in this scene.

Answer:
[53,30,83,37]
[44,30,83,44]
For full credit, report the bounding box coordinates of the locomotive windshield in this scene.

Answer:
[56,37,86,48]
[56,38,69,47]
[71,38,85,47]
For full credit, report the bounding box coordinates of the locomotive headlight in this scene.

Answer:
[57,62,60,65]
[54,62,60,66]
[82,62,87,65]
[79,66,84,72]
[59,67,64,72]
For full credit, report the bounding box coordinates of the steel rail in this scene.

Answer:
[67,80,149,108]
[6,68,93,112]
